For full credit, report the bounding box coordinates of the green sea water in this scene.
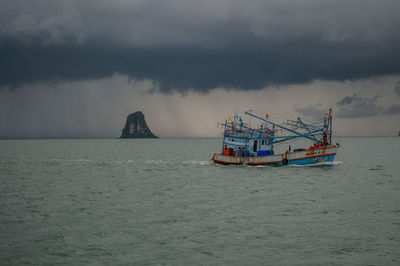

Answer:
[0,137,399,265]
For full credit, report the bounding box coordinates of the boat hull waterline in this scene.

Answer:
[212,145,338,166]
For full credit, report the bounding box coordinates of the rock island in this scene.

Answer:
[120,111,158,138]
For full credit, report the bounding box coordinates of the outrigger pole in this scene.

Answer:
[244,110,332,145]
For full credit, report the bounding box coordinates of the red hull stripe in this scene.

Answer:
[290,152,337,161]
[213,160,242,165]
[308,146,336,151]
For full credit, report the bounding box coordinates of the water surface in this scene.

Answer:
[0,137,399,265]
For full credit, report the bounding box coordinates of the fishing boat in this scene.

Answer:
[212,109,340,166]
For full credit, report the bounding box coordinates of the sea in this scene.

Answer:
[0,137,399,265]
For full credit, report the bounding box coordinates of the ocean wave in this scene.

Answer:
[145,160,167,165]
[183,160,211,166]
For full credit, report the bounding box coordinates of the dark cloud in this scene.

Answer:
[384,104,400,115]
[395,81,400,97]
[336,93,400,118]
[297,92,400,119]
[337,95,356,106]
[335,94,382,118]
[294,105,326,120]
[1,0,400,93]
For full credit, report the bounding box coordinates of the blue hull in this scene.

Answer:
[288,154,336,166]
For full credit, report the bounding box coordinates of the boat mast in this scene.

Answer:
[222,119,227,153]
[325,108,332,145]
[329,109,332,144]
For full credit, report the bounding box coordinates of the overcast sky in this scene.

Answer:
[1,0,400,137]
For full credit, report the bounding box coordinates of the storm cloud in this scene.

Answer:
[295,92,400,119]
[294,105,326,120]
[1,0,400,93]
[395,81,400,98]
[336,94,382,118]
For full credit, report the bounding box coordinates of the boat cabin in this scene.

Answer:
[221,113,275,157]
